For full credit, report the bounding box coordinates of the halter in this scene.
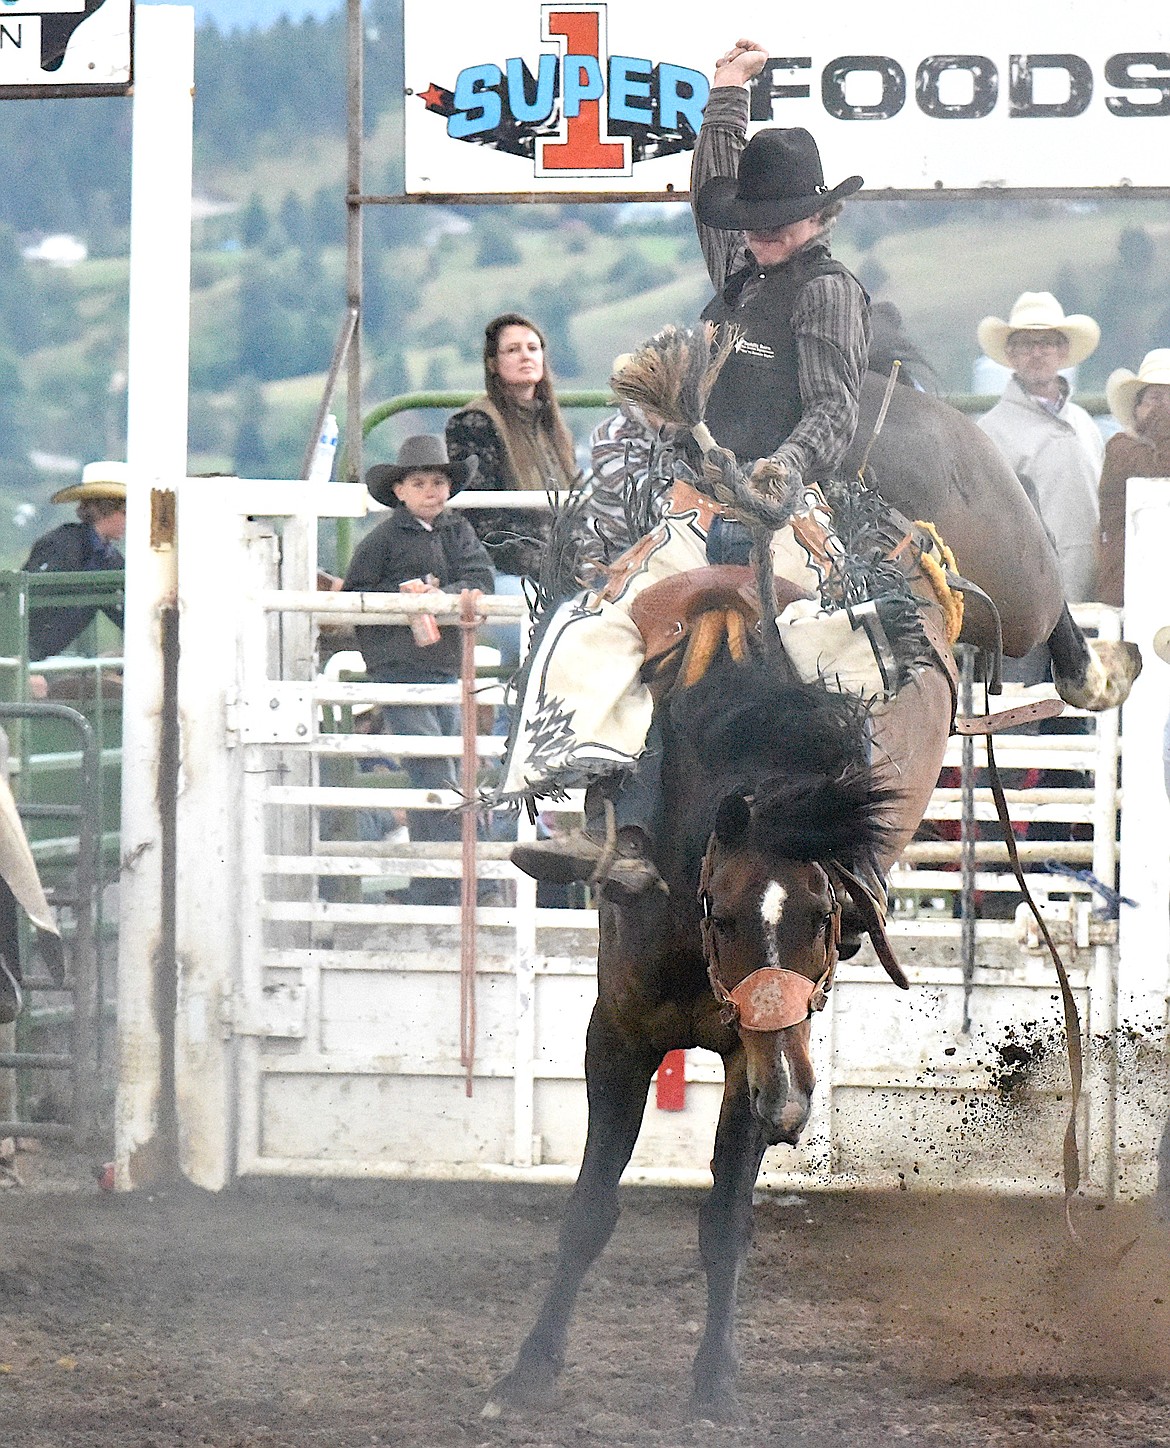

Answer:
[698,832,842,1033]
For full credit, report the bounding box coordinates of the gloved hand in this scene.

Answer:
[749,456,791,501]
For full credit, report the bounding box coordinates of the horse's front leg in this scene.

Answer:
[488,1005,659,1410]
[691,1048,767,1420]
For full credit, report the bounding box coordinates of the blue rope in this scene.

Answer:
[1037,860,1138,919]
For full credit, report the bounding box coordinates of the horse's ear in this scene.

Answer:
[714,791,751,846]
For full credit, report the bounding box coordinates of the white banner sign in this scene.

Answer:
[0,0,132,97]
[403,2,1170,195]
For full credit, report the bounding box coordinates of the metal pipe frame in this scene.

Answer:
[0,702,100,1144]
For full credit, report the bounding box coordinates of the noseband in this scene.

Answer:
[698,833,842,1033]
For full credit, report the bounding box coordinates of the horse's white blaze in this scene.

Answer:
[760,881,787,970]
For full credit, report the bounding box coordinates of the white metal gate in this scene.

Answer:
[117,478,1170,1199]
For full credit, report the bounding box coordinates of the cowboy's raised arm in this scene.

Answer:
[690,39,769,289]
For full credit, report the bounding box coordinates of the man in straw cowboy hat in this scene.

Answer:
[1098,348,1170,607]
[22,460,127,662]
[976,291,1103,608]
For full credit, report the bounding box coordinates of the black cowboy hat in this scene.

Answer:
[365,434,478,507]
[696,127,863,232]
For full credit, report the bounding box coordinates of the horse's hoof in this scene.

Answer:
[485,1358,559,1411]
[687,1385,741,1423]
[1056,638,1142,711]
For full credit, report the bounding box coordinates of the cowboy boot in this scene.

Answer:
[511,778,664,895]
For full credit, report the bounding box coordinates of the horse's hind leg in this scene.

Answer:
[488,1007,659,1410]
[691,1050,766,1420]
[1046,602,1142,711]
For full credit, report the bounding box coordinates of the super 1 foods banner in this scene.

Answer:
[402,1,1170,196]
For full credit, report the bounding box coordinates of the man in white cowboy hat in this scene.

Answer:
[1098,348,1170,607]
[976,291,1103,607]
[22,460,127,661]
[692,37,869,506]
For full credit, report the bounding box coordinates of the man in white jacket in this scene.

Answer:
[976,291,1103,606]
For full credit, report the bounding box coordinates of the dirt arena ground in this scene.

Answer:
[2,1146,1170,1447]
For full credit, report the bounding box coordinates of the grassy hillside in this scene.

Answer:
[3,0,1170,569]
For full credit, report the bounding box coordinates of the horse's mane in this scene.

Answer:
[670,655,900,869]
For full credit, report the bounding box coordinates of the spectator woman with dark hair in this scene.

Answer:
[446,312,581,576]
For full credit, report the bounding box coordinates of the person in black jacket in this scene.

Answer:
[23,462,127,662]
[341,436,494,902]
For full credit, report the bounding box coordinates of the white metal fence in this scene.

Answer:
[116,479,1170,1200]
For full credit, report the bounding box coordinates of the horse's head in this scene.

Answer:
[699,770,900,1148]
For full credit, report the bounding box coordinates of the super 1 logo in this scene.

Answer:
[420,4,709,177]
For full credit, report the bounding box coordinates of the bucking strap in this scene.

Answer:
[955,697,1065,735]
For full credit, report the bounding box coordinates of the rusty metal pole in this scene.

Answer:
[959,645,977,1032]
[339,0,364,574]
[459,592,481,1097]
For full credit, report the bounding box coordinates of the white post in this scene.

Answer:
[174,484,279,1191]
[1116,477,1170,1198]
[173,482,366,1190]
[114,6,194,1188]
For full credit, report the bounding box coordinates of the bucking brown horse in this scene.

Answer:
[490,495,956,1418]
[490,357,1139,1417]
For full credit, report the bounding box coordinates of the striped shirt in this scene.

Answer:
[691,87,871,481]
[586,405,673,549]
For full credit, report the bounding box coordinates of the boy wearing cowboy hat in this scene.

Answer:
[1097,348,1170,606]
[692,37,869,502]
[22,460,127,661]
[340,436,494,904]
[976,292,1103,607]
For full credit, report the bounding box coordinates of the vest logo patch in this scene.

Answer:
[733,336,776,360]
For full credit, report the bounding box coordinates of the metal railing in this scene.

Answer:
[0,701,102,1144]
[261,589,1122,942]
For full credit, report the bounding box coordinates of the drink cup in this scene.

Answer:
[400,578,441,647]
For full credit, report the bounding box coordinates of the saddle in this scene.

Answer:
[629,564,814,692]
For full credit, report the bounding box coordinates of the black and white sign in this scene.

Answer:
[402,3,1170,195]
[0,0,133,98]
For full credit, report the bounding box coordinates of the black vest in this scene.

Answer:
[700,244,852,466]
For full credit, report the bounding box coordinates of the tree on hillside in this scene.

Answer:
[1092,225,1167,380]
[475,221,522,268]
[0,96,130,234]
[241,195,271,249]
[279,193,312,251]
[0,227,40,352]
[309,187,346,248]
[529,284,581,378]
[233,378,270,477]
[0,347,26,464]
